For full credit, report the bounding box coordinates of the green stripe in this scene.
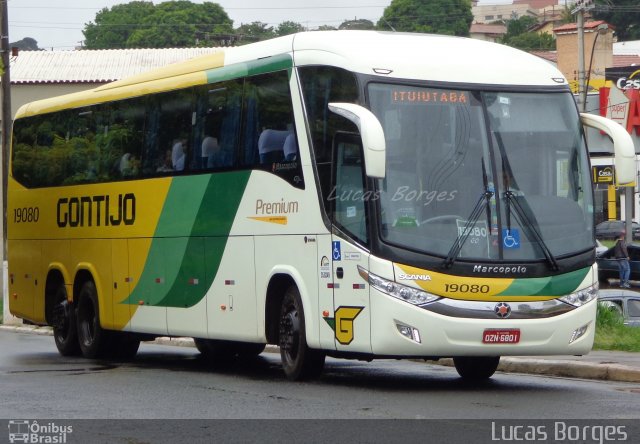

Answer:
[497,267,590,297]
[123,171,251,308]
[206,53,293,84]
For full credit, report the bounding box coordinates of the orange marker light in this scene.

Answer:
[322,310,330,317]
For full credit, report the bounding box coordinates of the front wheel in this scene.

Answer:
[453,356,500,381]
[279,286,325,380]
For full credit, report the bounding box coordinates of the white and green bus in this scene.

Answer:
[9,31,635,380]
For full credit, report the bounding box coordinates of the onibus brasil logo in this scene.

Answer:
[8,420,72,443]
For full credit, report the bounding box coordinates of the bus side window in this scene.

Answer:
[298,66,359,217]
[195,80,241,170]
[144,89,194,175]
[333,134,368,244]
[242,70,303,187]
[242,71,293,165]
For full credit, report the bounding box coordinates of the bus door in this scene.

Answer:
[330,133,372,353]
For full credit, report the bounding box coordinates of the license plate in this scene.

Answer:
[482,329,520,344]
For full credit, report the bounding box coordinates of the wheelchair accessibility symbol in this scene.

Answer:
[332,241,342,261]
[502,228,520,249]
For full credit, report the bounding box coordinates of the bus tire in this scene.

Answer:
[76,280,108,359]
[453,356,500,380]
[279,285,325,380]
[52,284,81,356]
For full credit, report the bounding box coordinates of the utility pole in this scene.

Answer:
[572,0,594,112]
[0,0,9,323]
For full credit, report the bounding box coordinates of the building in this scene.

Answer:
[471,0,563,25]
[469,23,507,42]
[553,20,615,93]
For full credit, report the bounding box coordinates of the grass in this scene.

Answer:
[593,302,640,351]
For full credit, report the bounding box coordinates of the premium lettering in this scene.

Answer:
[255,198,299,215]
[57,193,136,227]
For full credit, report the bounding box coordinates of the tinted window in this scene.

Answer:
[629,299,640,317]
[12,70,302,188]
[299,66,359,214]
[242,70,303,187]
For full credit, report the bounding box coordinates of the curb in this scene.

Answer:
[3,324,640,382]
[437,357,640,383]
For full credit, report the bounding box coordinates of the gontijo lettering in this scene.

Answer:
[57,193,136,227]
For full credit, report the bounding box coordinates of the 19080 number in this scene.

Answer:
[445,283,490,294]
[14,207,39,223]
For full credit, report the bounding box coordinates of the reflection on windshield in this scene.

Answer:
[368,84,593,262]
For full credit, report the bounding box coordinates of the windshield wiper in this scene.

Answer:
[504,190,559,271]
[442,187,494,269]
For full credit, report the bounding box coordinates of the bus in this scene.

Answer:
[8,31,635,381]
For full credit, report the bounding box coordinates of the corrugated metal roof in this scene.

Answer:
[9,47,223,84]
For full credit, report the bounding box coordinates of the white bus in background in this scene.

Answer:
[9,31,635,381]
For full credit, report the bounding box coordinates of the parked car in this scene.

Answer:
[598,289,640,327]
[595,220,640,240]
[596,243,640,284]
[595,239,608,257]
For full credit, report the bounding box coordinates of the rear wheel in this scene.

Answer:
[51,284,80,356]
[453,356,500,381]
[76,280,108,359]
[279,285,325,380]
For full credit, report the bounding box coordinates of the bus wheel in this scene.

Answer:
[51,285,80,356]
[76,280,108,359]
[279,285,325,380]
[453,356,500,381]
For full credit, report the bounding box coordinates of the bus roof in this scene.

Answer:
[15,31,566,119]
[290,31,565,87]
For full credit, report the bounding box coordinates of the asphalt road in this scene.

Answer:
[0,331,640,443]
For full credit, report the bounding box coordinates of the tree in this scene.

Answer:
[503,15,537,41]
[506,32,555,51]
[235,22,276,42]
[339,19,375,30]
[83,1,233,49]
[276,21,306,37]
[10,37,40,51]
[501,16,555,51]
[592,0,640,41]
[377,0,473,36]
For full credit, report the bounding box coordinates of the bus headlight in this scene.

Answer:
[559,283,598,307]
[358,266,440,306]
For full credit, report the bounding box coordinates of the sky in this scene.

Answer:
[7,0,515,50]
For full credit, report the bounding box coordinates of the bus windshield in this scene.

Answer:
[368,83,593,262]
